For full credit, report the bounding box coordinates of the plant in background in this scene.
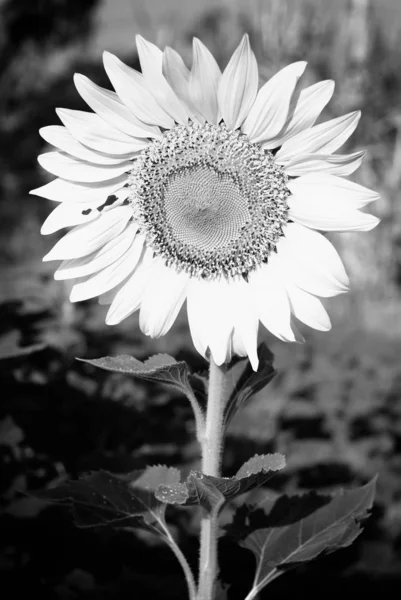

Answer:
[32,35,379,600]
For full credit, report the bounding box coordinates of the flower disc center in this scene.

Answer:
[164,166,250,251]
[129,122,290,279]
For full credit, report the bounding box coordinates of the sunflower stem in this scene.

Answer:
[197,360,231,600]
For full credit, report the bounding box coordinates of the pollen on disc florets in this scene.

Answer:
[128,121,290,279]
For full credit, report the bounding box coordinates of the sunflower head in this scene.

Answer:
[32,34,379,369]
[129,121,290,280]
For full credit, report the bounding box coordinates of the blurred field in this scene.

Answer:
[94,0,401,54]
[1,0,401,598]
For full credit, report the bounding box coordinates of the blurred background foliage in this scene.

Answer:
[1,0,401,598]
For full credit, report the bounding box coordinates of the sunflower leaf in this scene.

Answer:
[236,453,286,479]
[79,353,186,388]
[240,477,376,595]
[156,453,285,511]
[155,482,189,505]
[34,465,181,529]
[78,353,203,412]
[156,471,225,513]
[189,473,226,513]
[224,343,276,426]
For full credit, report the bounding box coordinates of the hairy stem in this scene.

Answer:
[197,512,219,600]
[201,361,230,476]
[185,386,206,447]
[197,360,231,600]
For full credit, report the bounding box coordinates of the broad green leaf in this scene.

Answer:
[79,353,187,391]
[155,482,189,505]
[241,477,376,595]
[225,343,275,425]
[35,465,180,528]
[236,454,286,480]
[190,474,226,513]
[36,466,198,599]
[79,354,203,417]
[156,454,285,511]
[225,492,329,541]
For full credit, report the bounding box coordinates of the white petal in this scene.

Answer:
[285,282,331,331]
[89,185,130,210]
[289,319,305,343]
[98,280,127,306]
[139,260,189,337]
[188,38,221,124]
[100,251,154,307]
[288,195,379,232]
[250,260,297,342]
[218,34,258,130]
[54,222,137,279]
[277,111,361,162]
[262,79,335,149]
[276,222,349,296]
[106,250,155,324]
[69,234,145,302]
[43,206,132,261]
[38,152,131,183]
[136,35,189,124]
[103,52,175,129]
[136,34,164,78]
[282,222,349,287]
[283,151,365,177]
[287,173,379,209]
[186,281,209,358]
[30,176,128,203]
[242,61,307,143]
[186,277,233,364]
[206,280,234,365]
[276,256,345,298]
[162,47,204,123]
[41,200,99,234]
[230,329,247,358]
[39,126,129,165]
[74,74,161,139]
[229,278,259,370]
[57,108,147,155]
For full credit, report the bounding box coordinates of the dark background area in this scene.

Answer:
[1,0,401,598]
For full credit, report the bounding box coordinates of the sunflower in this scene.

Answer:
[32,35,379,369]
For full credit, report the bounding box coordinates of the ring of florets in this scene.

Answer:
[128,121,290,280]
